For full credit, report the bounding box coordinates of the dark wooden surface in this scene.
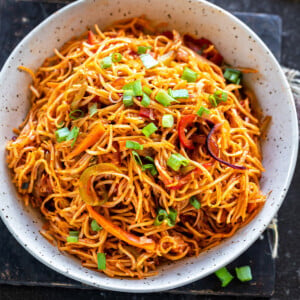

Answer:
[0,0,299,299]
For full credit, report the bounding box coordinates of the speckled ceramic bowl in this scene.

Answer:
[0,0,298,293]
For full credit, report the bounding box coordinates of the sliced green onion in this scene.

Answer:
[214,90,228,102]
[55,127,70,142]
[97,253,106,270]
[132,150,143,167]
[235,266,252,282]
[181,67,198,82]
[137,46,152,54]
[69,109,84,120]
[167,153,189,171]
[154,208,168,225]
[142,123,158,137]
[223,68,242,84]
[66,126,80,147]
[125,140,143,150]
[67,231,79,243]
[141,92,151,107]
[140,53,158,69]
[189,196,201,209]
[155,90,177,107]
[123,90,134,107]
[123,79,143,96]
[100,56,112,69]
[162,114,174,128]
[197,106,210,117]
[111,52,122,63]
[167,208,177,227]
[168,89,189,99]
[208,95,218,107]
[91,219,102,232]
[145,156,154,163]
[143,85,153,96]
[143,164,158,176]
[89,103,98,117]
[215,267,234,287]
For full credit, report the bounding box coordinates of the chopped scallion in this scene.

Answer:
[125,140,143,150]
[235,266,252,282]
[141,92,151,107]
[143,85,153,96]
[66,126,80,147]
[143,163,158,176]
[89,103,98,117]
[55,127,70,142]
[145,156,154,163]
[123,90,134,107]
[91,219,102,232]
[208,94,218,107]
[167,153,189,171]
[111,52,122,63]
[154,208,168,225]
[142,122,158,138]
[97,253,106,270]
[137,46,152,54]
[132,150,143,167]
[69,109,84,120]
[166,208,177,227]
[140,53,158,69]
[214,90,228,102]
[215,267,234,287]
[162,114,174,128]
[181,67,198,82]
[155,90,177,107]
[123,79,143,96]
[168,88,189,99]
[189,196,201,209]
[67,231,79,243]
[223,68,242,84]
[197,106,210,117]
[100,56,112,69]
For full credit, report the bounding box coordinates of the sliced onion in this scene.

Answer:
[206,122,246,170]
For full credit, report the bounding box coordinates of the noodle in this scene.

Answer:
[6,16,266,278]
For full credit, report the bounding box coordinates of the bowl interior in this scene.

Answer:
[0,0,297,293]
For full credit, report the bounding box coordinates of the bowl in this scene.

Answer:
[0,0,298,293]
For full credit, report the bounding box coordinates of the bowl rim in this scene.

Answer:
[0,0,298,293]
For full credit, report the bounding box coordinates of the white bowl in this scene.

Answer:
[0,0,298,293]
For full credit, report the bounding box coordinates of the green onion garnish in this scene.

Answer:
[223,68,242,84]
[167,153,189,171]
[123,90,134,107]
[111,52,122,63]
[66,126,80,147]
[100,56,112,69]
[69,109,84,120]
[67,231,79,243]
[154,208,168,225]
[162,114,174,128]
[97,253,106,270]
[214,90,228,102]
[168,89,189,99]
[166,208,177,227]
[89,103,98,117]
[235,266,252,282]
[197,106,210,117]
[132,150,143,166]
[55,127,70,142]
[215,267,234,287]
[125,140,143,150]
[141,92,151,107]
[181,67,198,82]
[137,46,152,54]
[208,94,218,107]
[143,164,158,176]
[145,156,154,163]
[123,79,143,96]
[140,53,158,69]
[155,90,177,107]
[91,219,102,232]
[142,123,158,138]
[143,85,153,96]
[189,196,201,209]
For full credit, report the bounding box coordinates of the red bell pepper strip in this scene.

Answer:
[178,114,197,149]
[86,205,156,251]
[139,107,154,119]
